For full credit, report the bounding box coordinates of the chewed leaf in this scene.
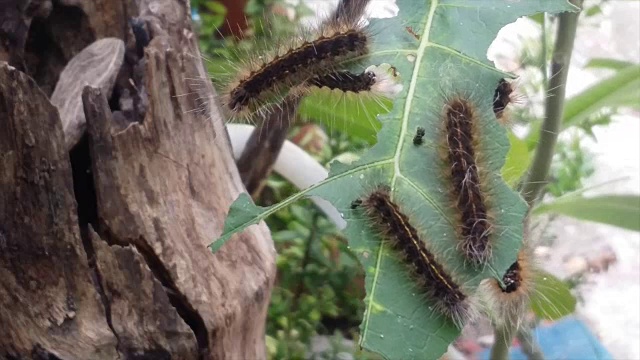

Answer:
[213,1,575,359]
[429,1,574,62]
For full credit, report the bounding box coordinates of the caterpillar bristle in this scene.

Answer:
[308,70,377,93]
[368,65,403,98]
[493,78,524,127]
[333,0,372,26]
[480,246,537,327]
[493,79,512,120]
[220,0,374,123]
[301,64,402,98]
[442,96,493,266]
[356,186,475,328]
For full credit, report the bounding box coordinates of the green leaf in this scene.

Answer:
[213,1,574,359]
[533,194,640,231]
[586,58,636,71]
[298,88,391,144]
[528,13,545,25]
[584,4,602,17]
[563,64,640,129]
[502,132,531,187]
[210,193,273,252]
[299,93,384,143]
[526,63,638,147]
[298,64,399,143]
[203,1,227,15]
[530,271,577,320]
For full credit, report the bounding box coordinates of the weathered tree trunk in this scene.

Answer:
[0,0,276,359]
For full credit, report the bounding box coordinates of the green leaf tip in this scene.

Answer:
[563,64,640,129]
[209,192,267,252]
[534,194,640,232]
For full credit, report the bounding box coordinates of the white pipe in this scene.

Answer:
[226,124,347,229]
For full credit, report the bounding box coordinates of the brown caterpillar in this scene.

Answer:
[308,70,377,93]
[493,78,524,126]
[303,64,401,97]
[480,246,537,326]
[443,96,493,265]
[221,0,373,120]
[355,186,474,327]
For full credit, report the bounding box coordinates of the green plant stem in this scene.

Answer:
[521,0,584,206]
[496,3,584,360]
[541,14,548,86]
[490,324,516,360]
[517,325,545,360]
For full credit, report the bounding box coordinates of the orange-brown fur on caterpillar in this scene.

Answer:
[221,0,372,121]
[443,96,493,265]
[480,245,537,326]
[355,186,474,328]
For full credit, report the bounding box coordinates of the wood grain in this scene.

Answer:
[50,38,125,150]
[1,0,277,357]
[0,62,119,359]
[79,19,276,360]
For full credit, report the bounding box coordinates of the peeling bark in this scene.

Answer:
[0,63,119,359]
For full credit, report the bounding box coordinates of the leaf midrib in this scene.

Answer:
[390,0,438,188]
[360,0,440,345]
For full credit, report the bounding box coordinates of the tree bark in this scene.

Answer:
[0,0,276,359]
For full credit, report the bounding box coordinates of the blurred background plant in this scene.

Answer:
[192,0,639,358]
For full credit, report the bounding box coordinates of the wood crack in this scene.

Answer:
[98,226,210,359]
[79,227,123,359]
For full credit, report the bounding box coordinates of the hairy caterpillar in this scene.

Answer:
[220,0,373,121]
[309,70,377,93]
[493,79,512,120]
[480,246,537,326]
[354,186,474,327]
[493,78,523,126]
[442,96,493,265]
[302,64,402,97]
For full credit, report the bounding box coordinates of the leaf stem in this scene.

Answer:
[490,324,516,360]
[516,324,545,360]
[521,0,584,206]
[491,322,545,360]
